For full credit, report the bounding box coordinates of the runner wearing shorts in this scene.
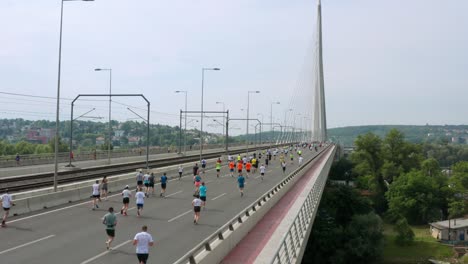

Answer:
[194,174,202,195]
[101,176,108,201]
[178,165,183,180]
[135,188,145,217]
[136,170,144,190]
[260,164,266,181]
[91,180,100,210]
[237,174,245,197]
[199,182,207,208]
[229,161,235,177]
[143,172,150,197]
[160,173,168,197]
[201,159,207,173]
[102,207,117,250]
[237,162,243,176]
[215,160,222,178]
[192,195,202,224]
[1,189,14,227]
[121,185,131,216]
[133,225,154,264]
[148,173,155,196]
[245,162,252,179]
[193,163,199,176]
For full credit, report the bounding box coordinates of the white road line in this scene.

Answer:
[0,234,55,255]
[165,190,182,197]
[211,193,226,201]
[80,240,132,264]
[168,210,191,222]
[9,176,186,224]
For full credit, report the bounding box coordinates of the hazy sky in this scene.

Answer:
[1,0,467,134]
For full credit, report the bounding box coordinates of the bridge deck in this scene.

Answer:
[222,147,332,264]
[0,148,320,264]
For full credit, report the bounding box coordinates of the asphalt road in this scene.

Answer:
[0,148,321,264]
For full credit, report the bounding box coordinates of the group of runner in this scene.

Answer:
[0,144,315,263]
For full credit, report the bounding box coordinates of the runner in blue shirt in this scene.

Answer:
[160,173,168,197]
[199,182,207,208]
[237,174,245,197]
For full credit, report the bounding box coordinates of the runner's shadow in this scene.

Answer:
[9,226,34,232]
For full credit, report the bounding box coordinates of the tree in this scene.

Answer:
[343,213,384,263]
[393,217,414,246]
[448,161,468,218]
[351,133,388,213]
[386,170,445,224]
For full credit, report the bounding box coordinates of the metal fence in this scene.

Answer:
[0,143,251,168]
[270,148,330,263]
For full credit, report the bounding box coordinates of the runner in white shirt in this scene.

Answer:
[178,165,183,180]
[91,180,100,210]
[120,185,132,216]
[192,195,202,224]
[1,189,14,227]
[298,156,304,165]
[259,164,266,181]
[135,188,145,217]
[133,225,154,264]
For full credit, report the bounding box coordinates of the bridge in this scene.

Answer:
[0,1,331,263]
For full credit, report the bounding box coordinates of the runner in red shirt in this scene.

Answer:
[245,162,252,179]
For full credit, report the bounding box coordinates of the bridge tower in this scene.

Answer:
[313,0,327,142]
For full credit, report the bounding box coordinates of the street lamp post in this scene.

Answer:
[95,68,112,164]
[54,0,94,192]
[175,90,188,155]
[257,113,264,146]
[246,91,260,155]
[216,101,225,146]
[200,67,220,162]
[282,108,293,143]
[270,101,280,144]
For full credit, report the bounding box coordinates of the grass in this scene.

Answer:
[381,223,455,264]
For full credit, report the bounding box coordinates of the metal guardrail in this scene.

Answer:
[173,145,332,264]
[0,143,255,168]
[271,147,332,263]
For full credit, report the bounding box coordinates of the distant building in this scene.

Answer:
[114,130,125,138]
[26,128,55,144]
[430,218,468,241]
[128,137,140,146]
[96,137,105,145]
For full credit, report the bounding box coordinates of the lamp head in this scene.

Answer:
[213,68,221,71]
[94,68,102,71]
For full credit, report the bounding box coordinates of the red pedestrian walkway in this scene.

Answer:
[222,152,329,264]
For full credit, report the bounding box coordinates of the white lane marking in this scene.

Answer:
[211,193,226,201]
[80,239,132,264]
[0,234,55,255]
[9,176,186,224]
[167,210,192,222]
[165,190,182,197]
[255,175,261,179]
[205,180,213,184]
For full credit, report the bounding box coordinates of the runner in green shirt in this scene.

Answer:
[102,207,117,250]
[216,160,222,178]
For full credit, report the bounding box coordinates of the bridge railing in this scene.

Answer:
[270,148,331,264]
[173,145,332,264]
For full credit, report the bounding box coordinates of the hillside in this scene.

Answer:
[328,125,468,146]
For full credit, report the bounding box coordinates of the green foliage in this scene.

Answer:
[344,213,384,263]
[386,170,446,224]
[393,217,415,246]
[303,186,383,264]
[14,141,35,155]
[329,158,353,181]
